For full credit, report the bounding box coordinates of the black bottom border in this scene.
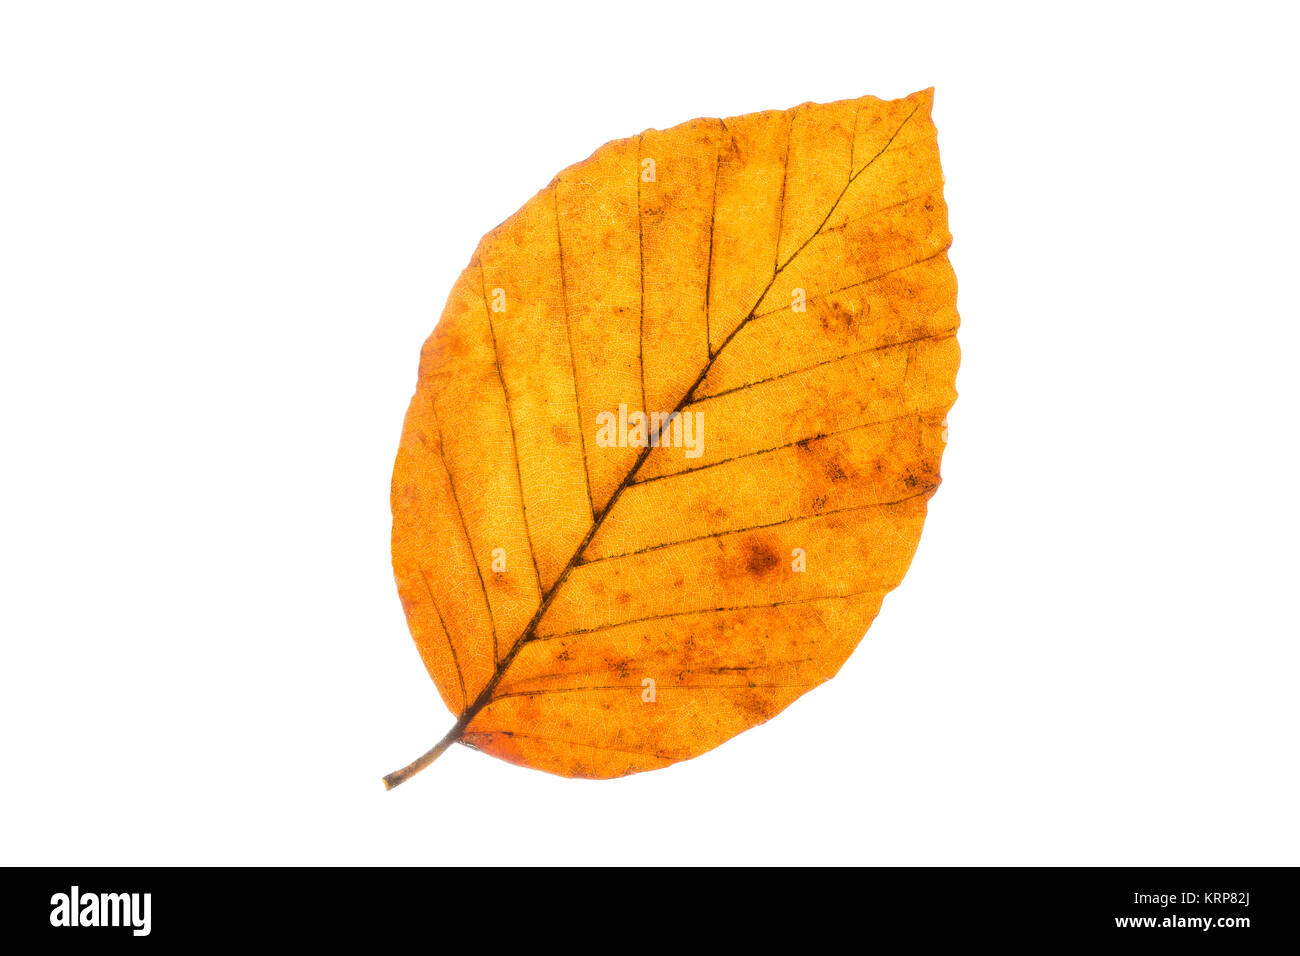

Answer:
[10,866,1294,944]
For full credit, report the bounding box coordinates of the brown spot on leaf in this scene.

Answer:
[743,540,780,577]
[819,300,864,337]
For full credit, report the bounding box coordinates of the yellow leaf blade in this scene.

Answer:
[389,87,959,782]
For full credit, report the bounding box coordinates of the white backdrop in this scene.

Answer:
[2,1,1296,866]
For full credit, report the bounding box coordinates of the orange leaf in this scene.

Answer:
[386,88,959,785]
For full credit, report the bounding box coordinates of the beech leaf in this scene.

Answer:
[386,88,959,785]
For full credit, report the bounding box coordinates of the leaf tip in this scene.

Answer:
[910,87,936,111]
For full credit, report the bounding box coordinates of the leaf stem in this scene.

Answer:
[382,716,467,790]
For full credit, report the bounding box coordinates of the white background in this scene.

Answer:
[2,1,1297,866]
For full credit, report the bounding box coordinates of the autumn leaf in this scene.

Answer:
[385,88,959,786]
